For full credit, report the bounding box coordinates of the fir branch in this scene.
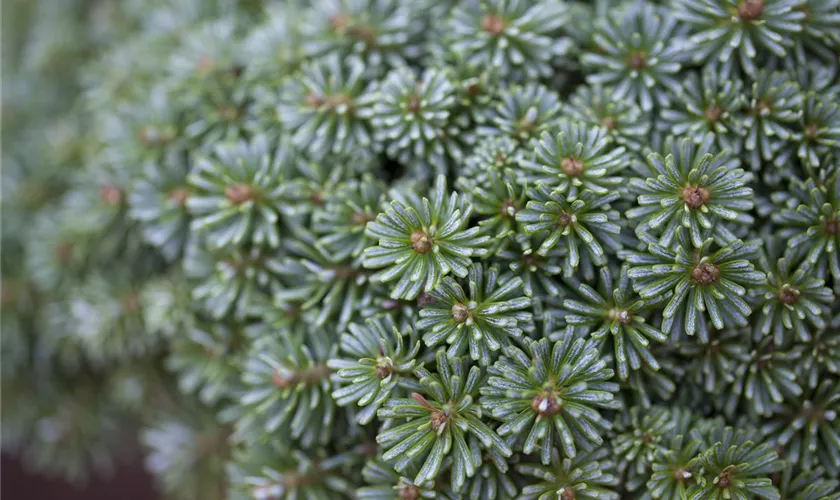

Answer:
[363,175,489,299]
[481,335,620,464]
[516,185,622,277]
[417,263,533,363]
[376,350,511,490]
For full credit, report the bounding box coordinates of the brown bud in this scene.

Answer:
[374,363,394,379]
[167,187,189,208]
[406,93,421,115]
[612,309,633,325]
[531,392,562,417]
[410,231,432,254]
[778,286,799,305]
[328,13,349,31]
[673,467,690,484]
[351,211,371,225]
[451,303,470,323]
[99,185,124,206]
[499,198,518,218]
[754,100,771,115]
[196,56,216,74]
[556,212,573,228]
[804,123,819,141]
[137,126,154,148]
[521,253,539,269]
[691,263,720,285]
[218,105,239,121]
[480,15,506,36]
[347,24,376,46]
[559,157,585,177]
[737,0,765,21]
[716,469,732,489]
[397,481,421,500]
[628,51,647,70]
[680,185,711,209]
[430,410,448,431]
[704,105,724,123]
[466,83,482,98]
[224,184,254,205]
[305,92,325,108]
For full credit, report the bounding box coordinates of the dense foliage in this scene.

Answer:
[3,0,840,498]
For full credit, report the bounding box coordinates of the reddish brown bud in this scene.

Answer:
[691,263,720,285]
[673,467,690,484]
[778,286,799,305]
[406,93,421,115]
[681,185,711,209]
[804,123,819,141]
[397,481,421,500]
[305,92,325,108]
[410,231,432,254]
[224,184,254,205]
[351,211,371,225]
[480,15,506,36]
[628,51,647,70]
[430,410,448,431]
[499,198,518,218]
[347,25,376,46]
[328,13,349,31]
[560,157,585,177]
[374,363,394,379]
[737,0,765,21]
[705,105,724,123]
[99,185,124,206]
[167,187,189,208]
[451,303,470,323]
[556,212,572,228]
[716,469,732,489]
[196,56,216,74]
[218,105,239,121]
[531,392,562,417]
[611,309,633,325]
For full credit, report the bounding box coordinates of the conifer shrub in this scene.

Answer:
[3,0,840,498]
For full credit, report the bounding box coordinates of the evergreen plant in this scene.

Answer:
[3,0,840,498]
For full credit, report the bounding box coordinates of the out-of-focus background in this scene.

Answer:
[2,453,156,499]
[2,1,263,497]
